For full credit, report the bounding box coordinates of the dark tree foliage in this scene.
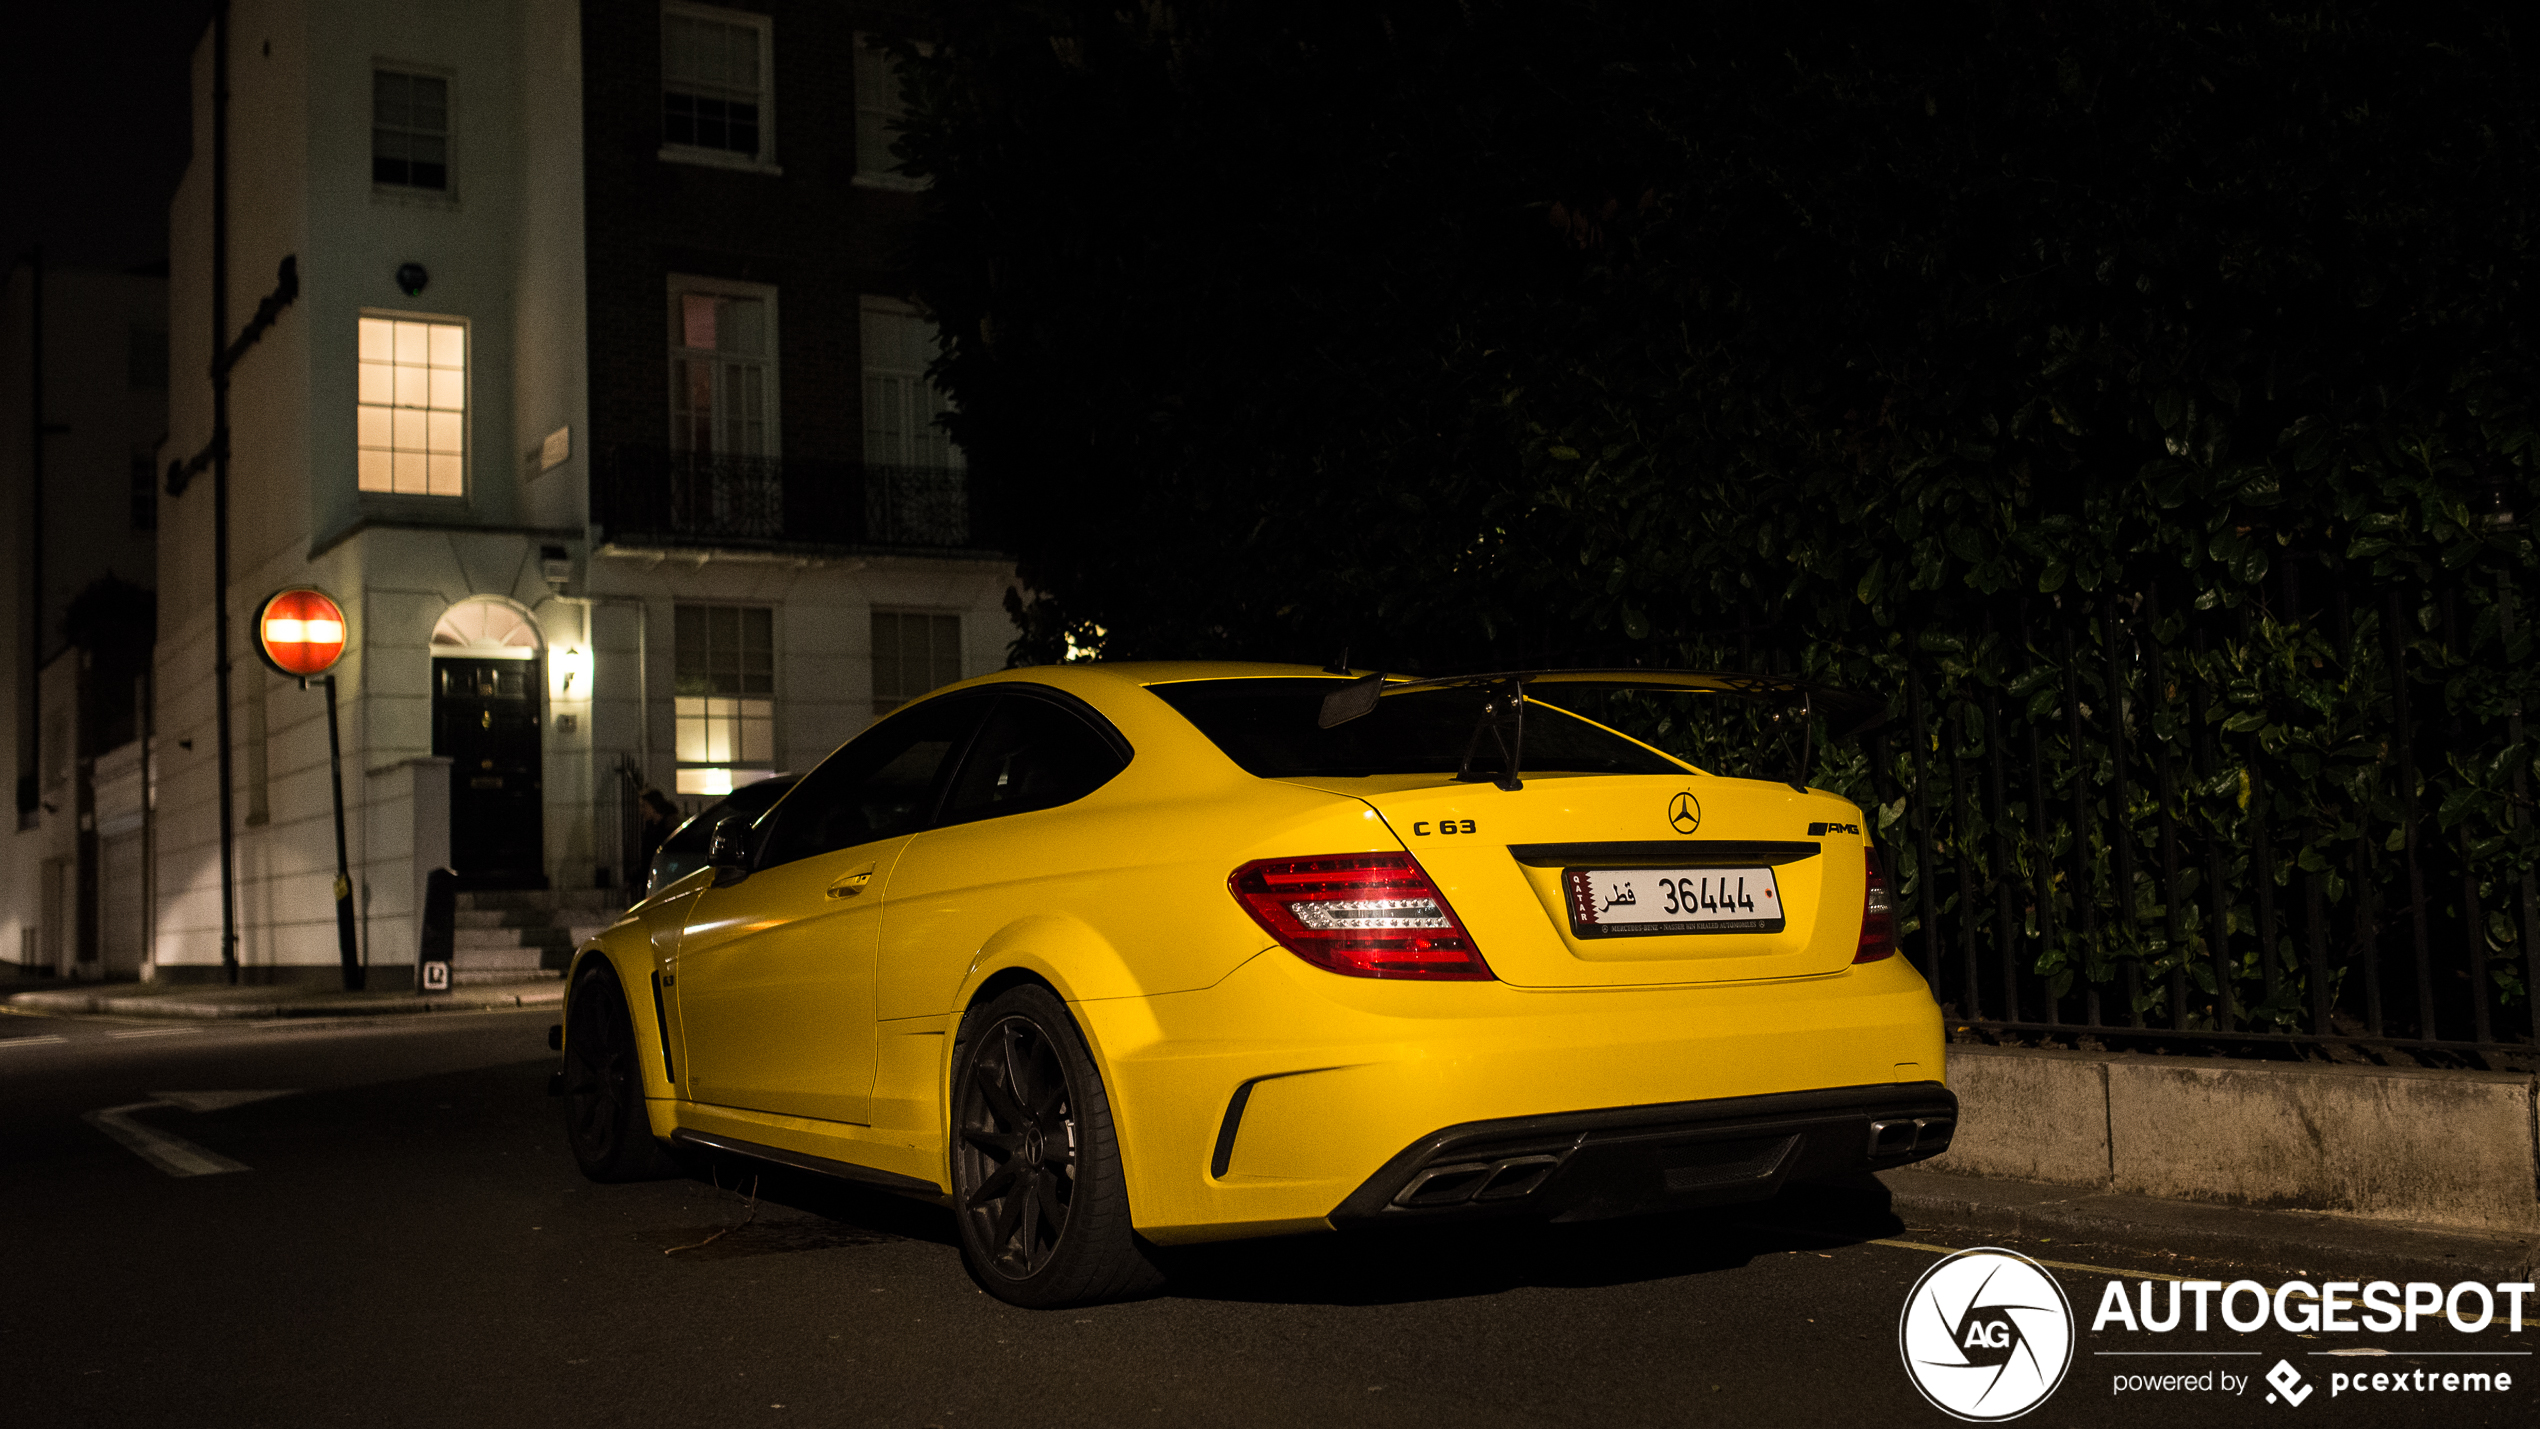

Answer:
[894,0,2536,667]
[894,4,2540,1039]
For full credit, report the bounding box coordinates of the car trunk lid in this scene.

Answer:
[1284,773,1868,988]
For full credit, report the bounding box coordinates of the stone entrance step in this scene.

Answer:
[450,889,631,985]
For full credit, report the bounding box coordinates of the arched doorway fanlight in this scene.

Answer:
[431,598,541,659]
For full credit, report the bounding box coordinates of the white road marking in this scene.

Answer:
[106,1026,203,1039]
[0,1034,68,1048]
[151,1090,293,1113]
[82,1090,296,1177]
[84,1103,249,1176]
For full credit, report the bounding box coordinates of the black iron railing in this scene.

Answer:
[590,447,980,553]
[1583,554,2539,1066]
[1862,564,2537,1062]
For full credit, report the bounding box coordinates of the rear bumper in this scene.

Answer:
[1328,1081,1957,1227]
[1077,944,1947,1244]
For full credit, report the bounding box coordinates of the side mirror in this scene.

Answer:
[707,813,754,887]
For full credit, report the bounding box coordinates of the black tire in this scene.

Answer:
[950,984,1164,1308]
[563,961,681,1182]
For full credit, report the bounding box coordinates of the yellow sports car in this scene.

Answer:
[559,662,1953,1307]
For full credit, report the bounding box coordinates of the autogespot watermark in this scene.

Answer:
[1898,1247,2077,1421]
[2090,1276,2533,1407]
[1900,1255,2535,1417]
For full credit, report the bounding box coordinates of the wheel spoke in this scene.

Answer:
[967,1158,1022,1210]
[1015,1174,1048,1266]
[987,1168,1031,1257]
[1031,1172,1065,1244]
[976,1046,1030,1128]
[1000,1022,1037,1113]
[960,1126,1021,1155]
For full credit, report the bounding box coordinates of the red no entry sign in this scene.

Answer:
[255,587,349,677]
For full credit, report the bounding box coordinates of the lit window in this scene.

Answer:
[662,5,771,163]
[861,298,961,470]
[373,71,450,190]
[675,603,775,794]
[357,317,465,496]
[872,610,961,717]
[669,283,775,456]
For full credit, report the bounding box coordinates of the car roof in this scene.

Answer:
[944,661,1349,698]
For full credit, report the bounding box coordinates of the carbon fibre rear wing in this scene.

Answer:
[1315,668,1884,793]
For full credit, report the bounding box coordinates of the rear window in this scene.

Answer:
[1148,677,1686,779]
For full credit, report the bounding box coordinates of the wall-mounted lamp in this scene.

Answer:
[553,645,592,699]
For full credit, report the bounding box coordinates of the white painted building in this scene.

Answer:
[0,259,168,980]
[148,0,1008,986]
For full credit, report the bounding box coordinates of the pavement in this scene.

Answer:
[1878,1166,2540,1285]
[2,974,561,1020]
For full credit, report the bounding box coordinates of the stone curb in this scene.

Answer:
[5,984,564,1020]
[1883,1168,2540,1284]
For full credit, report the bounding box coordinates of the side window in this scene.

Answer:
[757,697,984,869]
[939,695,1129,826]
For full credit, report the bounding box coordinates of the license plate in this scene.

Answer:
[1564,866,1786,937]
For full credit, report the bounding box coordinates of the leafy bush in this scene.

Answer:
[894,2,2540,1040]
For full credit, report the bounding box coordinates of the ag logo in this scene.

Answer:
[1898,1247,2074,1421]
[1667,792,1701,835]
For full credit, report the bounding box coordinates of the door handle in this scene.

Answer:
[826,863,878,898]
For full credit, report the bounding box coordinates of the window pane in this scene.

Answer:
[376,71,410,125]
[357,317,463,497]
[676,767,735,797]
[932,615,963,689]
[759,697,986,869]
[680,293,717,350]
[941,696,1126,823]
[719,298,764,355]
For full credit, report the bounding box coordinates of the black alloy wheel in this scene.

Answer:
[950,985,1162,1307]
[563,962,679,1182]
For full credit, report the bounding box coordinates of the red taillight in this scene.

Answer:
[1229,853,1495,980]
[1854,848,1897,963]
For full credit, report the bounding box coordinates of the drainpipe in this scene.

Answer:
[211,4,238,982]
[21,244,43,830]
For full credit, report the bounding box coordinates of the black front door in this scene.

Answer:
[433,656,546,888]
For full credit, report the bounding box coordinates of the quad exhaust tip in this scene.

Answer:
[1868,1116,1954,1159]
[1393,1153,1566,1208]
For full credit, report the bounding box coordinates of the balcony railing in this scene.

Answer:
[590,447,982,554]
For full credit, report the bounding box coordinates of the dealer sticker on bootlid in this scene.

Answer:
[1564,867,1787,937]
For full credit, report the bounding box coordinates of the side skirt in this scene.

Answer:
[670,1127,950,1204]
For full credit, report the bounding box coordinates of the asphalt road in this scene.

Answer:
[0,1007,2526,1428]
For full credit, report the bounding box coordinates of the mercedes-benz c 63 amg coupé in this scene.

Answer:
[559,662,1956,1307]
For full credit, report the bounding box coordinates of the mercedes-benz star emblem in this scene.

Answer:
[1668,792,1701,835]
